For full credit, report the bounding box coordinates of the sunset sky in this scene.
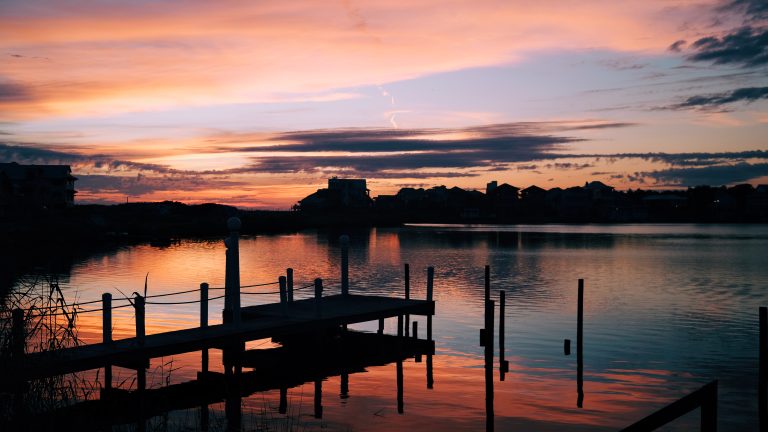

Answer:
[1,0,766,208]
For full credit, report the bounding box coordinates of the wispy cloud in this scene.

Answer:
[642,162,768,185]
[687,26,768,67]
[664,86,768,110]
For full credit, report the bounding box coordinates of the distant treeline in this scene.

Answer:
[301,181,768,223]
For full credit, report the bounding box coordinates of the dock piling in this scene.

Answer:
[279,387,287,414]
[200,283,209,373]
[427,266,434,342]
[378,318,384,335]
[315,278,323,317]
[485,265,490,302]
[397,360,404,414]
[286,268,294,302]
[485,299,495,432]
[314,379,323,418]
[340,235,349,296]
[577,278,584,408]
[135,294,145,345]
[499,290,507,380]
[102,293,112,392]
[405,263,410,337]
[760,306,767,430]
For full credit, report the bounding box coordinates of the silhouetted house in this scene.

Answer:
[298,178,373,211]
[583,181,614,200]
[487,183,519,218]
[486,181,498,194]
[0,162,76,213]
[749,185,768,221]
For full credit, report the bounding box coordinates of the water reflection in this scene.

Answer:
[5,224,768,430]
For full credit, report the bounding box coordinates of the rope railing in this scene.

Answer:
[9,279,282,315]
[10,277,327,318]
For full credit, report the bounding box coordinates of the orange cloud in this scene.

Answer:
[0,0,720,119]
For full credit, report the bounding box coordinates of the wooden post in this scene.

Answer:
[760,306,767,431]
[701,381,718,432]
[427,266,434,342]
[224,217,242,326]
[340,234,349,296]
[279,276,287,304]
[286,268,294,302]
[102,293,112,393]
[397,315,404,338]
[413,321,418,339]
[135,294,145,345]
[577,278,584,408]
[200,283,209,374]
[427,353,434,389]
[341,373,349,399]
[564,339,571,356]
[485,299,495,432]
[499,290,508,380]
[405,263,410,338]
[279,387,288,414]
[378,318,384,335]
[485,265,490,302]
[314,379,323,419]
[397,359,404,414]
[315,278,323,318]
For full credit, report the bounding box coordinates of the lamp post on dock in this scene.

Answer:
[224,217,242,326]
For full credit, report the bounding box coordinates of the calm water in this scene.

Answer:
[14,224,768,431]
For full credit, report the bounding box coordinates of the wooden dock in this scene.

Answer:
[27,331,435,431]
[5,293,434,381]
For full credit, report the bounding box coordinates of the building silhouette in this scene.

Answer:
[0,162,76,214]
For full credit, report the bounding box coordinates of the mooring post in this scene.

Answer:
[340,234,349,296]
[200,283,209,373]
[397,359,404,414]
[102,293,113,393]
[427,266,434,341]
[577,278,584,408]
[224,217,242,326]
[135,294,145,345]
[414,321,421,363]
[485,265,491,302]
[485,299,495,432]
[397,315,404,337]
[702,380,718,432]
[760,306,767,430]
[405,263,410,337]
[341,373,349,399]
[315,278,323,318]
[564,339,571,356]
[314,379,323,419]
[279,276,288,317]
[378,318,384,335]
[279,387,288,414]
[499,290,508,380]
[286,268,294,302]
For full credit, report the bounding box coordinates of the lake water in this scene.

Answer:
[12,223,768,431]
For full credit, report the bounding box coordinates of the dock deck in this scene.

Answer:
[5,294,434,381]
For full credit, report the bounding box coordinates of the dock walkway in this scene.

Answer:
[6,294,434,381]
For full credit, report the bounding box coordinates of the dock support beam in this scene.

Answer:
[340,235,349,296]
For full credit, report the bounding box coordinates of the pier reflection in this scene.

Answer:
[26,329,435,431]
